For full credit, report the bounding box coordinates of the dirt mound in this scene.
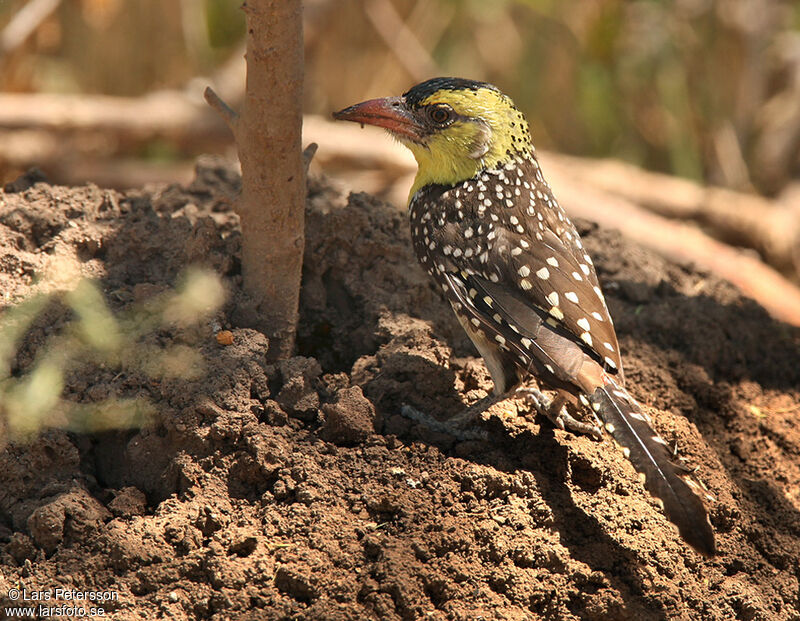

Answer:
[0,159,799,620]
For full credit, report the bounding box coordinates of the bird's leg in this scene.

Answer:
[517,386,603,440]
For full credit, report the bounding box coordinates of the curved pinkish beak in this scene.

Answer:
[333,96,424,142]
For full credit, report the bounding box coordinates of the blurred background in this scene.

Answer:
[1,0,800,320]
[2,0,800,194]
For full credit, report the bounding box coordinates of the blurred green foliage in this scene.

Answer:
[0,268,225,442]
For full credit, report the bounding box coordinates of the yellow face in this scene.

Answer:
[333,78,533,200]
[401,86,532,196]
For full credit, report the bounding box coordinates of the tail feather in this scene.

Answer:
[589,380,716,556]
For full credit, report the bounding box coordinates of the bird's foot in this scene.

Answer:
[399,396,498,442]
[517,387,603,440]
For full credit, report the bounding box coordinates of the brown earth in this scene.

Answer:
[0,158,799,620]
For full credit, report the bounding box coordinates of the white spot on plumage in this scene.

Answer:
[495,335,506,345]
[577,318,591,331]
[464,227,473,238]
[580,263,590,276]
[603,342,615,352]
[591,312,604,321]
[511,247,523,256]
[546,292,559,306]
[471,318,480,327]
[521,337,532,348]
[564,291,579,304]
[572,271,583,281]
[546,257,559,268]
[483,296,493,307]
[518,265,530,277]
[580,332,593,346]
[536,267,550,280]
[520,278,532,290]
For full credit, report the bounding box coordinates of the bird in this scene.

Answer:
[333,77,715,556]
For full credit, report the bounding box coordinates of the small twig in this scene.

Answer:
[364,0,438,81]
[302,142,318,175]
[203,87,238,134]
[0,0,62,56]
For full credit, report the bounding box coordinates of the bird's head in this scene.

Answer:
[333,77,532,198]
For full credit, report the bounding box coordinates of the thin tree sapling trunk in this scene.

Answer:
[205,0,309,360]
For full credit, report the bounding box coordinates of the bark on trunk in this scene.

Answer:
[206,0,305,359]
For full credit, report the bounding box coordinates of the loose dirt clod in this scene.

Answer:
[0,160,799,620]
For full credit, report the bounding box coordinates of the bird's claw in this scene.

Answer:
[517,387,603,441]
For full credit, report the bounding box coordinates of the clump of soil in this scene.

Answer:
[0,158,799,620]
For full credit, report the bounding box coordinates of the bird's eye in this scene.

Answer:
[427,105,453,126]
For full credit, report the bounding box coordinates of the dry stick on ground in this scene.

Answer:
[548,154,800,278]
[205,0,308,359]
[545,170,800,327]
